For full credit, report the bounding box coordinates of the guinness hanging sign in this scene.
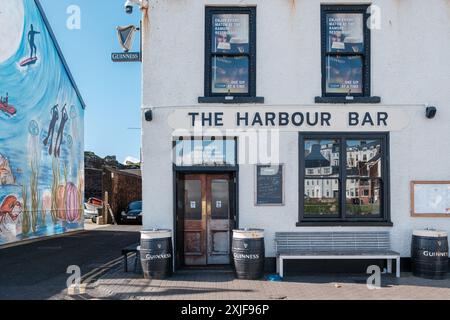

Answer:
[112,24,141,62]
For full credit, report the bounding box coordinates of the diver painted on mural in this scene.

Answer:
[43,104,59,155]
[54,104,69,157]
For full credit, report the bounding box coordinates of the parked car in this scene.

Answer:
[84,198,102,223]
[120,201,142,224]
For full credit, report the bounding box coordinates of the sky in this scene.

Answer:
[40,0,142,164]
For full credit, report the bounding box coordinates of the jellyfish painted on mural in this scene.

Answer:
[65,182,80,223]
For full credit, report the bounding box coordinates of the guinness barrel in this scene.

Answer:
[140,229,173,279]
[232,229,265,280]
[411,230,448,280]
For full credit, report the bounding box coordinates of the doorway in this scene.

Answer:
[176,173,236,266]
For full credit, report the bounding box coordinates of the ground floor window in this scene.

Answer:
[298,132,391,226]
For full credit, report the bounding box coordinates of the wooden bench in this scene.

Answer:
[121,243,139,272]
[274,232,401,278]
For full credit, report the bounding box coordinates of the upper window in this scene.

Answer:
[320,5,372,98]
[200,7,262,104]
[298,132,391,226]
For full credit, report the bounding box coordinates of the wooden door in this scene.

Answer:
[206,175,231,264]
[182,174,232,266]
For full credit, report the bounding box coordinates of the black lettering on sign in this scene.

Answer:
[237,112,249,126]
[349,112,359,126]
[256,164,283,205]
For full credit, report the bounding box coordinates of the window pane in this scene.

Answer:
[304,139,340,177]
[326,56,363,94]
[346,140,382,177]
[174,138,236,166]
[304,179,339,216]
[326,13,364,53]
[225,139,236,165]
[203,139,224,165]
[185,180,202,220]
[212,56,249,94]
[346,179,381,216]
[211,179,230,220]
[212,14,250,54]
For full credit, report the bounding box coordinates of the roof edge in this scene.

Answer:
[34,0,86,109]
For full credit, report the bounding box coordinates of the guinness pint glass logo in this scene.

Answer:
[244,243,248,249]
[116,25,137,52]
[157,244,162,249]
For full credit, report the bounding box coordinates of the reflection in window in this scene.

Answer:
[174,138,236,166]
[346,178,381,216]
[346,140,381,178]
[304,139,339,177]
[304,179,339,216]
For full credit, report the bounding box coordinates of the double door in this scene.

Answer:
[180,174,234,266]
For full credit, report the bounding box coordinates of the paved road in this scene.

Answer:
[0,224,140,300]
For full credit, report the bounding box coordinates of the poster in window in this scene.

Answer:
[326,55,363,94]
[212,56,249,94]
[326,13,364,53]
[212,14,249,54]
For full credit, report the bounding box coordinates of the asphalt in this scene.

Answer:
[0,224,140,300]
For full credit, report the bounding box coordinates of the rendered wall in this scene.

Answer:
[141,0,450,257]
[0,0,85,245]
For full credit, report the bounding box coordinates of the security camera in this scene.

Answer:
[425,106,437,119]
[124,0,148,15]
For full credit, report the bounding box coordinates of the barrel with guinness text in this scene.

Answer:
[232,229,265,280]
[140,229,173,279]
[411,230,448,280]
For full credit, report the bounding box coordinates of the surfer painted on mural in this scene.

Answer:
[20,24,40,67]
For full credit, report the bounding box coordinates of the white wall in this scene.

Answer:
[141,0,450,257]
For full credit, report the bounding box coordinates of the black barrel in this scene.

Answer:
[140,229,173,279]
[232,229,265,280]
[411,230,448,280]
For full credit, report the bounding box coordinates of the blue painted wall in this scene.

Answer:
[0,0,85,245]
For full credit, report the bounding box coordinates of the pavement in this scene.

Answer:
[80,257,450,300]
[1,222,450,300]
[0,222,141,300]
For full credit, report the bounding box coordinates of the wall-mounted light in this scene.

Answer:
[425,106,437,119]
[145,109,153,122]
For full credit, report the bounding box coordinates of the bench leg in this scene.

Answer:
[276,257,280,274]
[387,259,392,274]
[279,257,284,278]
[123,254,128,273]
[396,257,401,278]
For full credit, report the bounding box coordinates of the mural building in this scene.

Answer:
[0,0,85,245]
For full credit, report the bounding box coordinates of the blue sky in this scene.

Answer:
[40,0,141,163]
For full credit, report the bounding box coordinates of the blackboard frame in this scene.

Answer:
[254,164,285,206]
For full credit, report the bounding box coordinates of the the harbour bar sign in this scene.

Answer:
[168,107,411,131]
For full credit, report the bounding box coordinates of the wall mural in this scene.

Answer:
[0,0,84,245]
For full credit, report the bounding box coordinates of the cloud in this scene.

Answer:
[123,156,140,164]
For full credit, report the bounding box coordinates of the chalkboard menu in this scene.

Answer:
[256,165,284,205]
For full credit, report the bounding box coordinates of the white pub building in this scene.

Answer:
[140,0,450,273]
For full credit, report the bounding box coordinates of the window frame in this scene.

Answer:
[202,6,258,101]
[320,4,372,99]
[297,132,391,226]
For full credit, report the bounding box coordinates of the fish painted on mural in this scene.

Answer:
[19,24,40,67]
[0,195,23,234]
[0,154,15,185]
[0,93,16,116]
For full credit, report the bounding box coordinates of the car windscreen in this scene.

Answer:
[128,202,142,211]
